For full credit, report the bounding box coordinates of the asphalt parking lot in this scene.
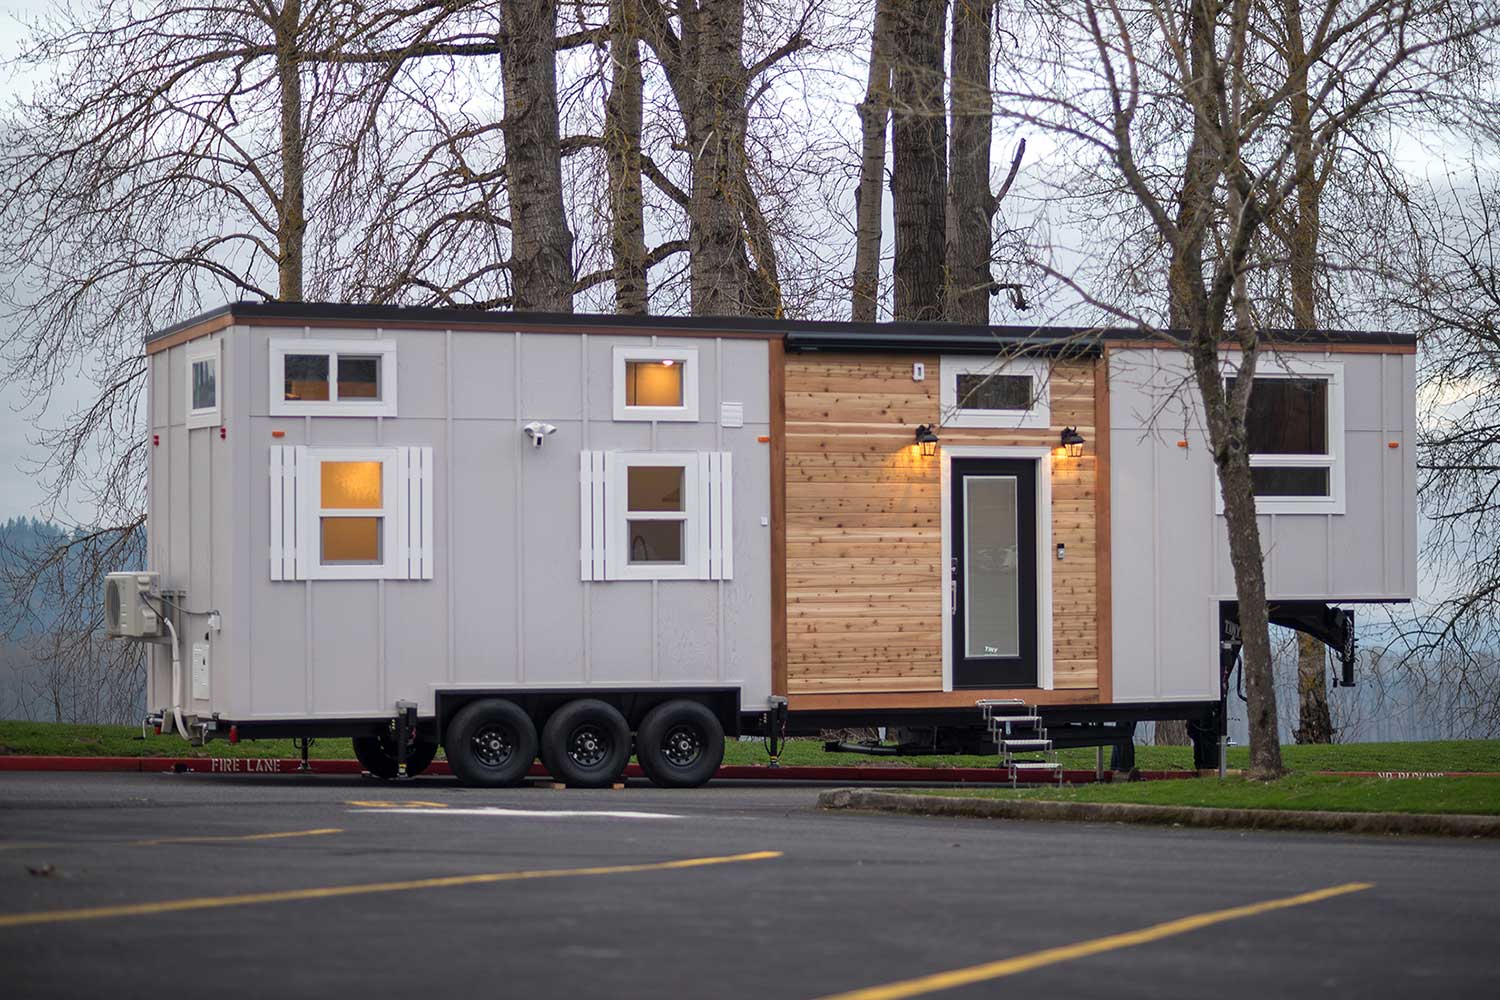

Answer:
[1,772,1497,998]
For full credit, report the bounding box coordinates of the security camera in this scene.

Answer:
[522,421,558,449]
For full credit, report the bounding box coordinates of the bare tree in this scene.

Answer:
[850,0,894,321]
[888,0,946,321]
[992,0,1499,778]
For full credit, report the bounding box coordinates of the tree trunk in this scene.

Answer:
[944,0,993,324]
[1280,0,1332,744]
[851,0,893,322]
[888,0,947,321]
[1294,633,1334,742]
[606,0,648,314]
[682,0,753,315]
[1155,720,1190,745]
[275,0,305,302]
[501,0,575,312]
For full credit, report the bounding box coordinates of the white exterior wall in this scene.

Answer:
[1108,347,1418,703]
[149,322,773,721]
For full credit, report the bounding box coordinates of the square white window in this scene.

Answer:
[580,450,733,582]
[1218,359,1345,515]
[940,356,1051,429]
[270,445,434,582]
[185,342,221,429]
[612,346,699,421]
[269,339,398,417]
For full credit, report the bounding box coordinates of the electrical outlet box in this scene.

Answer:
[912,362,925,381]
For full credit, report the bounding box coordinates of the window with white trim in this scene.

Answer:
[1221,360,1345,514]
[580,450,733,581]
[269,339,398,417]
[186,342,221,429]
[939,356,1051,429]
[612,346,699,421]
[270,445,433,580]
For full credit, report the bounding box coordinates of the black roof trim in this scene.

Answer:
[147,300,1415,351]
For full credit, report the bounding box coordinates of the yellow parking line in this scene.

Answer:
[131,828,344,847]
[815,882,1375,1000]
[0,849,783,929]
[344,800,449,809]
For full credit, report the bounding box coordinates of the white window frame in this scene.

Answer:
[580,450,733,582]
[612,345,699,422]
[939,355,1051,429]
[303,447,401,580]
[269,338,398,417]
[1216,358,1345,516]
[185,340,221,429]
[605,452,704,580]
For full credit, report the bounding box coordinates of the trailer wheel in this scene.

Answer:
[635,700,724,788]
[353,730,439,779]
[446,699,538,787]
[539,699,631,788]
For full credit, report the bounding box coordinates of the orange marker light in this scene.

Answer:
[1177,440,1189,449]
[1388,441,1400,448]
[271,430,286,439]
[757,435,770,443]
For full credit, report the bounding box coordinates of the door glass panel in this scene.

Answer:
[964,475,1020,659]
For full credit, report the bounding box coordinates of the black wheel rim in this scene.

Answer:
[661,723,704,769]
[472,723,515,768]
[567,723,612,769]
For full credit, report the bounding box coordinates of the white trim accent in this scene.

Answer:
[939,445,1054,692]
[939,356,1051,429]
[580,449,732,581]
[269,338,398,417]
[1216,358,1345,515]
[185,340,221,429]
[612,345,699,422]
[269,445,432,581]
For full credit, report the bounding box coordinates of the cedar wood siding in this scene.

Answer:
[782,351,1103,702]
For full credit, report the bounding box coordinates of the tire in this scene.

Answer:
[539,699,631,788]
[635,699,724,789]
[445,699,538,787]
[352,728,439,779]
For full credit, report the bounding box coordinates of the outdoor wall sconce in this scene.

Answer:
[1060,426,1085,458]
[914,424,940,458]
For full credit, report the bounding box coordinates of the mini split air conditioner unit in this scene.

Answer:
[104,572,162,639]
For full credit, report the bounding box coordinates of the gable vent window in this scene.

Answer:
[580,451,733,581]
[270,339,398,417]
[940,356,1051,429]
[270,445,432,580]
[1221,360,1345,514]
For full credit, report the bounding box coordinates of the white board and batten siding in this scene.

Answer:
[147,322,773,723]
[1107,347,1417,703]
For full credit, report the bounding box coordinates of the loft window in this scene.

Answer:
[1220,360,1344,514]
[580,450,733,581]
[613,346,699,421]
[940,356,1050,429]
[186,341,221,429]
[270,339,397,416]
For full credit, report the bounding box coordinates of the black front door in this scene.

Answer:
[951,459,1038,689]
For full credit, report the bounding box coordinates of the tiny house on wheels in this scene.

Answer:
[106,302,1416,786]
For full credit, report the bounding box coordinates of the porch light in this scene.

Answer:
[914,424,940,458]
[1060,427,1085,458]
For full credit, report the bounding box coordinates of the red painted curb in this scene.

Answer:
[0,755,1199,783]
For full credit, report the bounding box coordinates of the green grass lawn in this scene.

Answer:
[2,720,1498,774]
[915,773,1500,816]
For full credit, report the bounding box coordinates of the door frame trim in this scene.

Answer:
[940,445,1054,692]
